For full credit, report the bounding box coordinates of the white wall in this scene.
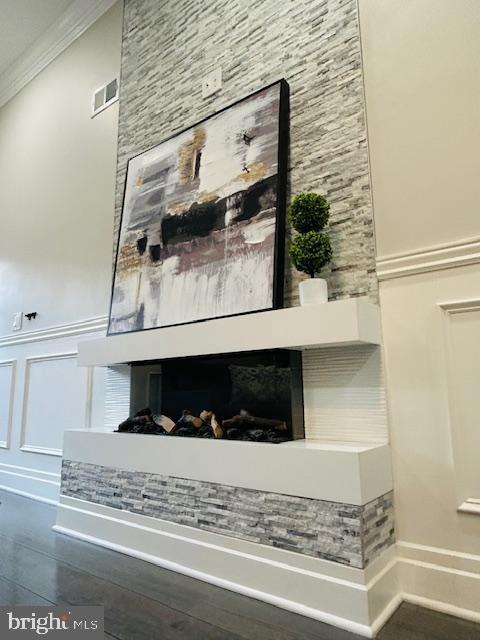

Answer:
[359,0,480,621]
[0,2,122,334]
[0,2,123,502]
[359,0,480,260]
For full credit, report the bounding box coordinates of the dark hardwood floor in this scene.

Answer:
[0,490,479,639]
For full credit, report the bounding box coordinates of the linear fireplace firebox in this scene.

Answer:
[122,349,304,443]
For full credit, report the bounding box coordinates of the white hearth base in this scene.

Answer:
[55,430,400,636]
[55,497,400,637]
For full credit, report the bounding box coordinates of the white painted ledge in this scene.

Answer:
[77,298,381,367]
[62,430,392,506]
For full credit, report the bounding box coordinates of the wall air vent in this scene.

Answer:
[91,78,119,117]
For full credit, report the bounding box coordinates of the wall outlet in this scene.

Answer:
[202,68,222,99]
[12,311,22,331]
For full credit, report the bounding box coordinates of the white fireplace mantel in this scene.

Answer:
[78,298,380,366]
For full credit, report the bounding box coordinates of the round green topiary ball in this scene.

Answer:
[289,230,332,278]
[288,193,330,233]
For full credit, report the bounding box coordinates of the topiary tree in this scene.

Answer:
[288,193,333,278]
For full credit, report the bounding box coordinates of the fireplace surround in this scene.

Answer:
[58,300,396,636]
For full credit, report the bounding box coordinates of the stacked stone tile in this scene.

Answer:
[361,493,395,566]
[61,460,394,569]
[115,0,377,304]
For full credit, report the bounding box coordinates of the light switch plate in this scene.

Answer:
[202,68,222,99]
[12,311,22,331]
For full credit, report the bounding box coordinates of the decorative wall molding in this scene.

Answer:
[19,445,63,458]
[438,298,480,314]
[0,359,16,449]
[376,236,480,281]
[0,0,118,109]
[0,319,105,502]
[0,316,107,349]
[19,352,91,456]
[439,299,480,512]
[458,499,480,516]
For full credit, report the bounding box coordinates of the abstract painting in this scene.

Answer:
[108,80,288,334]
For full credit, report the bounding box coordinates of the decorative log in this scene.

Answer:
[211,413,223,438]
[178,409,203,428]
[135,408,153,418]
[153,414,175,433]
[198,424,214,438]
[198,409,223,438]
[200,410,213,422]
[175,426,197,437]
[116,408,285,442]
[116,415,166,435]
[223,410,286,432]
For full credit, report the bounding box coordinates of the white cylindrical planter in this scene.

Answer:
[299,278,328,305]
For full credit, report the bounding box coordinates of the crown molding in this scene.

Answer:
[0,0,119,109]
[376,235,480,281]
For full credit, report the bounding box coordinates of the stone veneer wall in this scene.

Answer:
[115,0,377,305]
[61,460,394,569]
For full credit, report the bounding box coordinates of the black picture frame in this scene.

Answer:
[108,78,290,336]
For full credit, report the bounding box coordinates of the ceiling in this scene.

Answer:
[0,0,75,76]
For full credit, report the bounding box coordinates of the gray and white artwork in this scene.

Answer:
[108,81,286,334]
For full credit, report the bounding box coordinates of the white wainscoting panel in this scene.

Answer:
[303,345,388,443]
[440,299,480,512]
[20,352,91,456]
[0,316,108,503]
[0,360,16,448]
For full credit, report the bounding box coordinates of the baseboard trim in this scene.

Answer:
[397,541,480,624]
[370,594,403,637]
[0,462,60,481]
[53,499,480,634]
[53,522,374,638]
[0,464,60,504]
[0,468,60,486]
[402,593,480,626]
[0,484,58,506]
[53,497,405,637]
[376,236,480,281]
